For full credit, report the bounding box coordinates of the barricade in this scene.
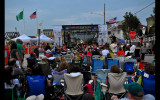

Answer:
[5,46,10,66]
[92,58,104,73]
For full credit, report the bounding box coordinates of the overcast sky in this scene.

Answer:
[5,0,155,36]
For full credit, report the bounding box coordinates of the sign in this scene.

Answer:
[64,25,98,30]
[129,31,136,39]
[98,25,108,45]
[53,26,62,47]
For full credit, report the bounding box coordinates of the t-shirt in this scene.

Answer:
[112,44,117,53]
[102,49,109,56]
[10,49,18,60]
[16,43,24,55]
[117,50,125,56]
[130,45,136,53]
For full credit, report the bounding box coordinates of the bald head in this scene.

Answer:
[8,58,16,66]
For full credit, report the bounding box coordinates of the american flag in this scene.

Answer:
[30,11,36,19]
[109,17,117,23]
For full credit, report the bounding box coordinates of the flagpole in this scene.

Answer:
[23,8,25,34]
[36,9,39,46]
[36,9,38,31]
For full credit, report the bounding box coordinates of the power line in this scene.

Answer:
[135,2,155,15]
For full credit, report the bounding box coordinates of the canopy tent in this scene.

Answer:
[31,34,54,43]
[11,34,31,43]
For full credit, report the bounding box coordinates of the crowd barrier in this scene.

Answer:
[5,46,10,66]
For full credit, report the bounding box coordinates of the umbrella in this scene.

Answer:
[119,40,125,43]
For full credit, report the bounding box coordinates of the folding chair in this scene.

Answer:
[144,54,155,63]
[63,55,72,64]
[142,72,155,96]
[64,73,84,100]
[95,69,110,84]
[92,58,104,73]
[38,62,52,76]
[107,72,127,99]
[83,56,92,65]
[124,61,134,74]
[52,70,66,99]
[107,58,119,69]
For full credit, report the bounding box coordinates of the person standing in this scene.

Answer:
[44,43,51,51]
[102,46,109,56]
[16,39,24,66]
[130,44,136,55]
[141,43,148,60]
[112,41,118,54]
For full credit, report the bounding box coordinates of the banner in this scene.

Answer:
[98,25,108,45]
[53,26,62,47]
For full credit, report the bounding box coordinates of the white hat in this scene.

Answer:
[41,55,48,59]
[46,49,51,53]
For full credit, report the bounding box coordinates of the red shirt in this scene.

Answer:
[117,50,125,56]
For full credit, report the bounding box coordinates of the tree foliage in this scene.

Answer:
[122,12,141,39]
[150,7,155,34]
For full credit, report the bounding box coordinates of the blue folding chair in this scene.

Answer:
[92,58,104,73]
[124,62,134,73]
[142,72,155,97]
[96,69,110,84]
[107,58,119,69]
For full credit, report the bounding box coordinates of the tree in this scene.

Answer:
[122,12,141,39]
[150,7,155,34]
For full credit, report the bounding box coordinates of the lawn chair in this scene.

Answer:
[95,69,110,84]
[107,58,119,69]
[92,58,104,73]
[64,73,84,100]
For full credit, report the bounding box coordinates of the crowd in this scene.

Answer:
[4,39,155,100]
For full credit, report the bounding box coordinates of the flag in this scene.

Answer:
[39,23,42,27]
[30,11,37,19]
[16,11,23,21]
[109,17,117,23]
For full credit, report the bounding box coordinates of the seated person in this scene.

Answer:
[107,65,126,99]
[25,63,50,98]
[27,53,37,69]
[4,66,21,100]
[52,61,69,84]
[45,49,51,58]
[133,63,155,97]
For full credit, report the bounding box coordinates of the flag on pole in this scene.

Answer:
[39,23,43,27]
[109,17,117,23]
[16,11,23,21]
[30,11,37,19]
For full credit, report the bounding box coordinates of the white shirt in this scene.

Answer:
[125,51,130,55]
[130,45,136,53]
[112,44,117,53]
[102,49,109,56]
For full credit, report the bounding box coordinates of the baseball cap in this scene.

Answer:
[124,82,144,97]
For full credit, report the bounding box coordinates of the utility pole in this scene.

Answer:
[104,3,105,25]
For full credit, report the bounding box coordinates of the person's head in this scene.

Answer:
[32,63,43,76]
[10,42,17,50]
[144,63,155,75]
[82,93,95,100]
[41,55,48,62]
[103,64,108,69]
[4,66,14,85]
[107,53,111,58]
[124,82,144,100]
[119,47,122,51]
[110,65,120,73]
[47,43,49,46]
[16,39,22,44]
[49,53,53,57]
[30,53,36,58]
[8,58,16,66]
[60,57,66,62]
[126,46,130,51]
[59,61,69,72]
[69,64,80,73]
[143,43,146,47]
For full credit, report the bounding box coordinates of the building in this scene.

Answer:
[146,17,155,37]
[43,29,55,40]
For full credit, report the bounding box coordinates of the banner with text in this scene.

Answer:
[53,26,62,47]
[98,25,108,45]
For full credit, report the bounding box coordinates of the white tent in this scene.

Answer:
[31,34,54,43]
[11,34,31,43]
